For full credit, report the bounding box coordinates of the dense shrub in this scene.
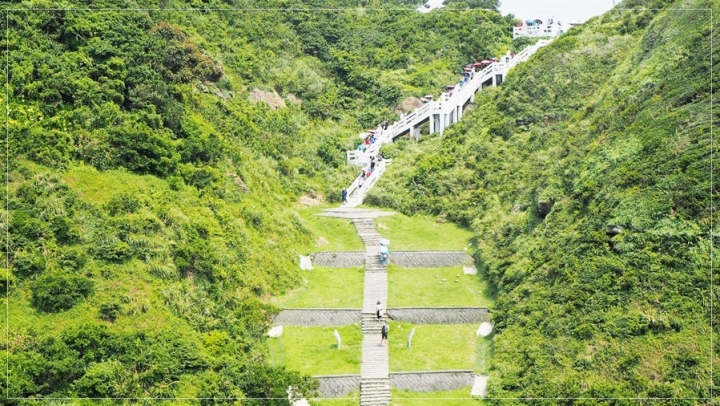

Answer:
[98,301,122,322]
[31,272,95,312]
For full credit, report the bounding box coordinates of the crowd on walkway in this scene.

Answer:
[342,148,386,204]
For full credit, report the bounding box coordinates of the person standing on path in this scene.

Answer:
[376,301,383,321]
[342,188,348,204]
[380,321,389,346]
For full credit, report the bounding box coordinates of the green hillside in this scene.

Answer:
[369,0,716,399]
[2,0,716,402]
[0,0,516,402]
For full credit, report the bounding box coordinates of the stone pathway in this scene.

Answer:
[297,207,490,402]
[353,217,392,406]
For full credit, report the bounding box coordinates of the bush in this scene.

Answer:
[11,248,46,278]
[57,246,88,271]
[92,238,133,263]
[0,267,17,292]
[106,192,141,215]
[51,216,81,245]
[98,301,122,322]
[31,272,94,312]
[72,360,136,398]
[10,209,46,246]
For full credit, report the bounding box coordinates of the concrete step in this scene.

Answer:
[360,378,391,406]
[361,396,391,402]
[362,320,387,333]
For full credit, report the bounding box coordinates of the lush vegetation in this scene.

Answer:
[369,0,717,399]
[1,0,518,401]
[4,0,712,401]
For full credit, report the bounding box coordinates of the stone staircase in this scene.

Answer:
[312,208,492,401]
[360,377,391,406]
[361,312,388,334]
[365,255,385,273]
[340,40,555,210]
[355,216,392,404]
[355,220,381,244]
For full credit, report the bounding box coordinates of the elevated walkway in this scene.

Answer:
[341,39,553,207]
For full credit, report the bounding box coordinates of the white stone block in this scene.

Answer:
[299,255,313,271]
[471,375,488,397]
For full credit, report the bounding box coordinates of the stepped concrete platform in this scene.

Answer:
[363,273,388,314]
[360,377,391,406]
[314,370,476,398]
[361,335,389,378]
[362,312,388,334]
[273,309,361,326]
[389,370,475,392]
[387,307,489,324]
[311,250,473,268]
[354,217,392,405]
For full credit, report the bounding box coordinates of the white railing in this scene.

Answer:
[340,38,556,206]
[513,24,561,39]
[347,150,367,167]
[345,159,389,206]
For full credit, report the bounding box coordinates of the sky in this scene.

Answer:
[498,0,617,23]
[419,0,617,23]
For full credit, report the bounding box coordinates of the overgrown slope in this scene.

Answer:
[0,0,516,402]
[369,0,717,399]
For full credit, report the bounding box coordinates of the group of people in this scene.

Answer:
[359,154,384,185]
[356,121,390,153]
[376,301,389,346]
[342,152,386,204]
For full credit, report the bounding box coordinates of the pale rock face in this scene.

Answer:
[477,322,493,337]
[249,88,287,110]
[287,93,302,105]
[299,195,321,206]
[471,375,488,397]
[268,325,283,338]
[395,97,424,114]
[299,255,314,271]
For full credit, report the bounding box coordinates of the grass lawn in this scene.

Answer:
[295,205,364,252]
[391,388,481,405]
[373,212,473,251]
[271,266,364,308]
[389,323,477,372]
[388,266,494,308]
[267,325,362,375]
[310,391,359,405]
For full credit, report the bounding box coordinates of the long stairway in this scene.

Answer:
[354,218,391,406]
[341,39,554,208]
